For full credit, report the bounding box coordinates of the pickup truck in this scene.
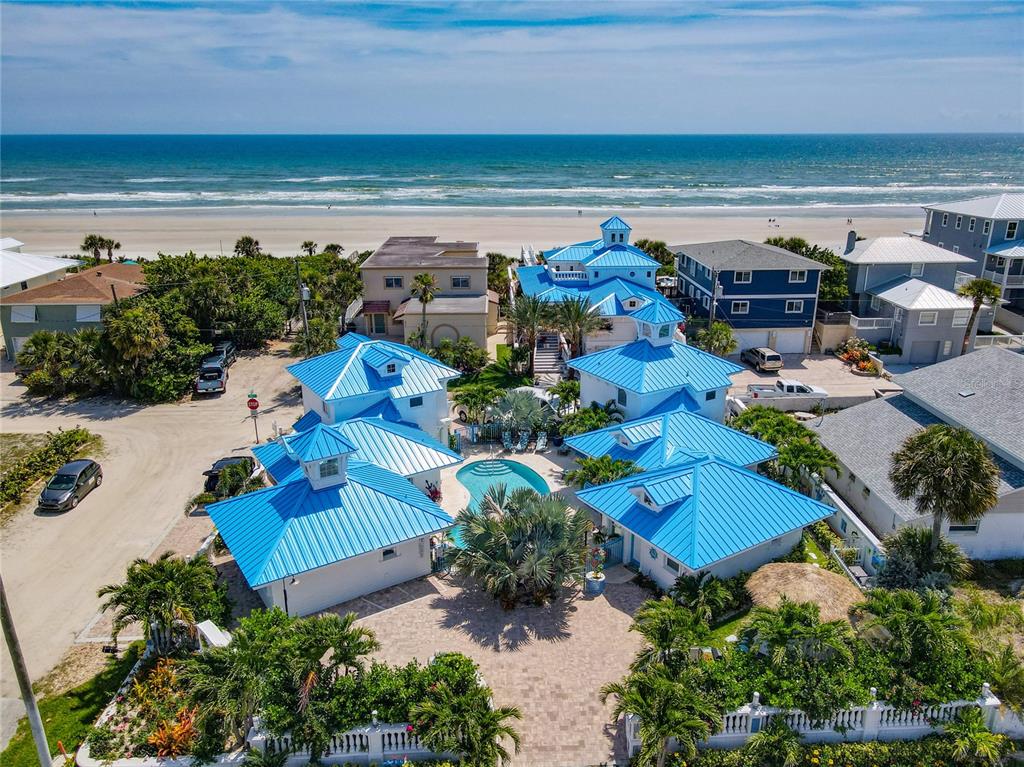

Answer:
[745,379,828,400]
[195,363,228,394]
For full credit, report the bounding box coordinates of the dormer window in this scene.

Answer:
[319,458,339,478]
[642,324,652,337]
[385,362,397,375]
[643,492,653,507]
[617,387,628,406]
[658,324,671,338]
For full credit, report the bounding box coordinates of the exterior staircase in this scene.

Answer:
[533,333,563,374]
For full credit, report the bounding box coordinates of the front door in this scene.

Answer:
[627,534,640,568]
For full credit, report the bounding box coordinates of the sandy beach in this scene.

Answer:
[1,208,922,259]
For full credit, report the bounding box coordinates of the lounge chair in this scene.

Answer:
[515,432,529,452]
[502,431,513,451]
[534,431,548,452]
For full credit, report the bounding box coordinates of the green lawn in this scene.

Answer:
[449,344,532,392]
[1,644,142,767]
[802,532,827,565]
[708,609,750,649]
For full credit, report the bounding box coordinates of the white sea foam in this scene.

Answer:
[2,177,44,183]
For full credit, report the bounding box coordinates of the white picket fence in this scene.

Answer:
[625,684,1024,757]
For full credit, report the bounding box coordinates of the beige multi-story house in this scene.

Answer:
[358,236,498,348]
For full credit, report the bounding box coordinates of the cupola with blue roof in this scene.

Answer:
[279,422,358,489]
[630,299,686,347]
[600,216,632,247]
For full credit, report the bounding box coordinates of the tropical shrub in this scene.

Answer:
[0,427,98,507]
[877,527,971,591]
[452,486,589,607]
[764,237,849,306]
[558,399,624,437]
[730,406,837,489]
[565,455,641,488]
[431,336,490,376]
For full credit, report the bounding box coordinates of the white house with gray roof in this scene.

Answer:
[808,347,1024,559]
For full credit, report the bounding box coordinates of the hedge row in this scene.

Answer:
[0,428,98,507]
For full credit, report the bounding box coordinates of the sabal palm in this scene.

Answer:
[410,272,438,348]
[555,297,603,358]
[957,278,1002,355]
[889,424,1000,557]
[882,526,971,581]
[105,305,169,365]
[670,573,732,626]
[695,321,737,357]
[629,597,707,674]
[102,237,121,262]
[507,295,548,373]
[15,330,71,371]
[97,551,221,653]
[600,666,720,767]
[80,233,104,261]
[69,328,109,392]
[301,240,318,257]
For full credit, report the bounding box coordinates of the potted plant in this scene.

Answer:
[585,546,607,596]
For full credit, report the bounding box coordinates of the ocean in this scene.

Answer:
[1,134,1022,213]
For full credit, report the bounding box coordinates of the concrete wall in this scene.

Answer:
[261,535,435,616]
[399,311,489,348]
[1,303,106,360]
[583,316,638,353]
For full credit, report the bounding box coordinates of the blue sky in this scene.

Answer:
[1,1,1022,134]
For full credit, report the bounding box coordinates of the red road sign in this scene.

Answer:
[247,398,260,411]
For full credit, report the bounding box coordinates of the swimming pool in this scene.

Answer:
[451,460,551,546]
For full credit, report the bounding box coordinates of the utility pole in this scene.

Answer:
[709,269,720,324]
[294,258,310,357]
[1,573,51,767]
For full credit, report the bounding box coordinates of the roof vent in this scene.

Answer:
[958,390,975,398]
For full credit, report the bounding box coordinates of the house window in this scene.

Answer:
[910,263,924,277]
[948,523,978,533]
[941,213,949,226]
[451,275,471,289]
[627,299,638,308]
[617,387,627,406]
[955,215,963,230]
[968,218,976,232]
[734,270,752,284]
[385,362,397,375]
[593,271,599,278]
[382,548,398,561]
[19,281,27,291]
[319,458,339,478]
[370,314,387,334]
[646,271,652,278]
[942,340,953,356]
[731,301,749,314]
[554,265,560,272]
[10,306,36,323]
[937,242,944,248]
[384,276,403,289]
[919,311,938,326]
[75,305,103,322]
[953,246,960,254]
[689,260,696,276]
[702,296,709,309]
[642,324,652,338]
[665,557,680,574]
[952,309,971,327]
[785,300,803,314]
[870,296,881,311]
[409,396,423,408]
[705,390,716,401]
[687,285,694,297]
[658,324,671,338]
[1008,221,1019,239]
[788,269,807,283]
[983,220,991,235]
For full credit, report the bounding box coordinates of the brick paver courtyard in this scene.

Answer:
[324,574,648,767]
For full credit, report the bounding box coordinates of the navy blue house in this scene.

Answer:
[671,240,824,354]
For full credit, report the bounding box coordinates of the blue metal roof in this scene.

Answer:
[585,244,660,269]
[517,268,677,322]
[576,458,831,571]
[208,461,453,587]
[645,388,701,416]
[292,410,322,431]
[564,408,777,471]
[283,423,357,462]
[287,333,460,401]
[630,300,686,325]
[257,418,462,484]
[567,339,744,394]
[353,397,411,424]
[601,215,632,231]
[545,240,603,263]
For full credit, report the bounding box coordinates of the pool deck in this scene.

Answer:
[440,442,581,515]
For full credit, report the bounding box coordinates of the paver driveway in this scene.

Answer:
[325,574,648,767]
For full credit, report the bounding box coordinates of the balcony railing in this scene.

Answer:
[850,315,894,330]
[550,270,587,281]
[983,269,1024,287]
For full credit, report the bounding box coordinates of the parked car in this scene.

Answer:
[745,379,828,400]
[212,340,238,367]
[37,459,103,511]
[195,363,228,394]
[741,347,784,373]
[203,456,254,493]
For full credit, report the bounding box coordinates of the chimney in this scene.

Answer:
[845,230,857,255]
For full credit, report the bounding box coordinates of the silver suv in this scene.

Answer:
[741,347,784,373]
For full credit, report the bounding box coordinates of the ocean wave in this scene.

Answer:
[278,175,381,183]
[2,177,44,182]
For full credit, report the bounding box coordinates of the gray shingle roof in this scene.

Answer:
[670,240,825,271]
[808,394,1024,524]
[894,347,1024,463]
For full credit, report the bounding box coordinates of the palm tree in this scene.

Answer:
[506,294,549,374]
[454,384,504,426]
[555,297,603,358]
[322,243,344,256]
[694,321,737,357]
[323,263,363,330]
[97,551,225,654]
[300,240,318,257]
[234,235,262,257]
[548,379,580,416]
[104,304,169,367]
[80,233,105,262]
[889,424,1000,558]
[566,455,641,488]
[985,643,1024,714]
[493,389,549,433]
[628,597,708,674]
[878,526,971,589]
[743,716,802,767]
[101,237,121,262]
[69,328,109,392]
[859,588,965,667]
[600,666,720,767]
[943,706,1007,766]
[410,272,438,348]
[15,330,70,372]
[670,573,732,626]
[741,598,853,666]
[957,278,1002,355]
[412,684,522,767]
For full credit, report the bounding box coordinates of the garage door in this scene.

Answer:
[733,330,770,353]
[909,340,939,364]
[770,329,809,354]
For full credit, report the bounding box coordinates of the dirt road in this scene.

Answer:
[0,346,303,747]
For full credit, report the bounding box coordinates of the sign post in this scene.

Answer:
[247,390,260,443]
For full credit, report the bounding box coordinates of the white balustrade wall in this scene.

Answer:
[625,685,1009,757]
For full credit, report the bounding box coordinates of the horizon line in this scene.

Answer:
[4,131,1023,139]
